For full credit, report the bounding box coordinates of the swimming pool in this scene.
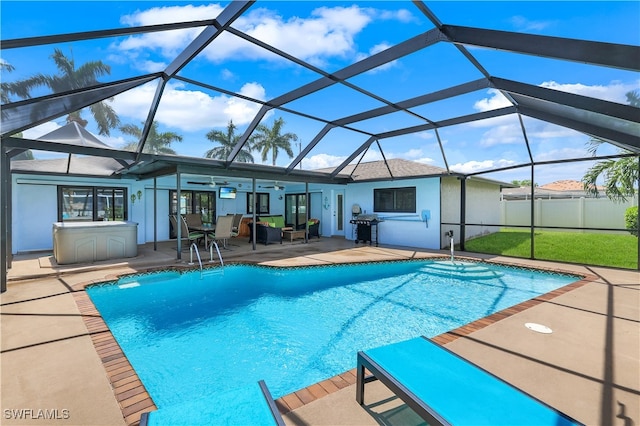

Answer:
[87,260,580,411]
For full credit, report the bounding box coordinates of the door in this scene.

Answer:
[285,193,308,229]
[333,190,345,236]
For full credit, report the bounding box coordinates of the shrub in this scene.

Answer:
[625,206,638,237]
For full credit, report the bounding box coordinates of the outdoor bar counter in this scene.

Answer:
[52,221,138,265]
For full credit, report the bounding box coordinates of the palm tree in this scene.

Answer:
[120,121,182,155]
[582,89,639,202]
[4,48,119,135]
[204,120,254,162]
[250,117,298,166]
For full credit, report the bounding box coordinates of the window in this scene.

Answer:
[374,187,416,213]
[58,186,127,221]
[247,193,270,215]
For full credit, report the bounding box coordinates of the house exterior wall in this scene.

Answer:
[12,174,145,254]
[344,177,441,249]
[441,177,502,248]
[11,172,502,253]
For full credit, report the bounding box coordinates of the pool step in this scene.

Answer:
[420,261,503,280]
[141,380,282,426]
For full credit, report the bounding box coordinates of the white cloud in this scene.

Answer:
[303,153,346,169]
[540,80,639,104]
[355,42,397,73]
[112,4,412,68]
[112,81,266,131]
[479,124,523,147]
[508,15,554,32]
[415,131,434,140]
[387,148,435,164]
[221,69,235,81]
[450,159,516,174]
[378,8,416,23]
[474,89,512,112]
[533,147,590,163]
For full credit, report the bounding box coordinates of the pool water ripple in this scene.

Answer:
[87,260,579,408]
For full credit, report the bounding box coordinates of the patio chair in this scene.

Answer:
[231,213,243,237]
[170,215,206,248]
[356,336,583,426]
[210,214,235,249]
[139,380,285,426]
[184,213,209,228]
[307,219,320,239]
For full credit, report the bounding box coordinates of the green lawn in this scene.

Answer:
[463,229,638,269]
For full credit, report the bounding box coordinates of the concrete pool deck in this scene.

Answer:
[2,237,639,425]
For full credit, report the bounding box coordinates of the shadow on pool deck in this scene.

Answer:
[1,237,639,426]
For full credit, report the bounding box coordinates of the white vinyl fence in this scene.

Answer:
[500,196,637,233]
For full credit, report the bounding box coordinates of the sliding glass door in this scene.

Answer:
[285,193,309,230]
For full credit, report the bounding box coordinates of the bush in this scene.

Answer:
[625,206,638,237]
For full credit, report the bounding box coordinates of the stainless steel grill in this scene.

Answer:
[349,214,382,246]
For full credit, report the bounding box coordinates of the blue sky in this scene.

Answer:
[2,1,639,185]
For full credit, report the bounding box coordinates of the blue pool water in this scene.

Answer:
[87,260,579,410]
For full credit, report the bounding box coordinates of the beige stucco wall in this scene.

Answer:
[440,177,502,248]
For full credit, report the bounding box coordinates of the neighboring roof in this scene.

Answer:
[501,180,607,200]
[539,180,593,191]
[36,122,110,148]
[9,122,129,177]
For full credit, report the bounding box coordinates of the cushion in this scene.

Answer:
[272,216,285,228]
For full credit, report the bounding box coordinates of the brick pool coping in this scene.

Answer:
[72,266,596,425]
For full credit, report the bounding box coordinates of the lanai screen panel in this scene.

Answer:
[376,133,449,171]
[178,29,322,100]
[434,114,531,175]
[346,42,486,105]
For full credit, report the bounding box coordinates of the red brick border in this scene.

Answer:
[73,292,156,426]
[73,267,596,419]
[274,274,594,414]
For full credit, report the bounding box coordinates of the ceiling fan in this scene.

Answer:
[261,181,286,191]
[186,177,229,188]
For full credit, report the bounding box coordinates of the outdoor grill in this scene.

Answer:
[350,214,382,246]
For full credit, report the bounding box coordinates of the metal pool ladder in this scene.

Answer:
[189,242,224,277]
